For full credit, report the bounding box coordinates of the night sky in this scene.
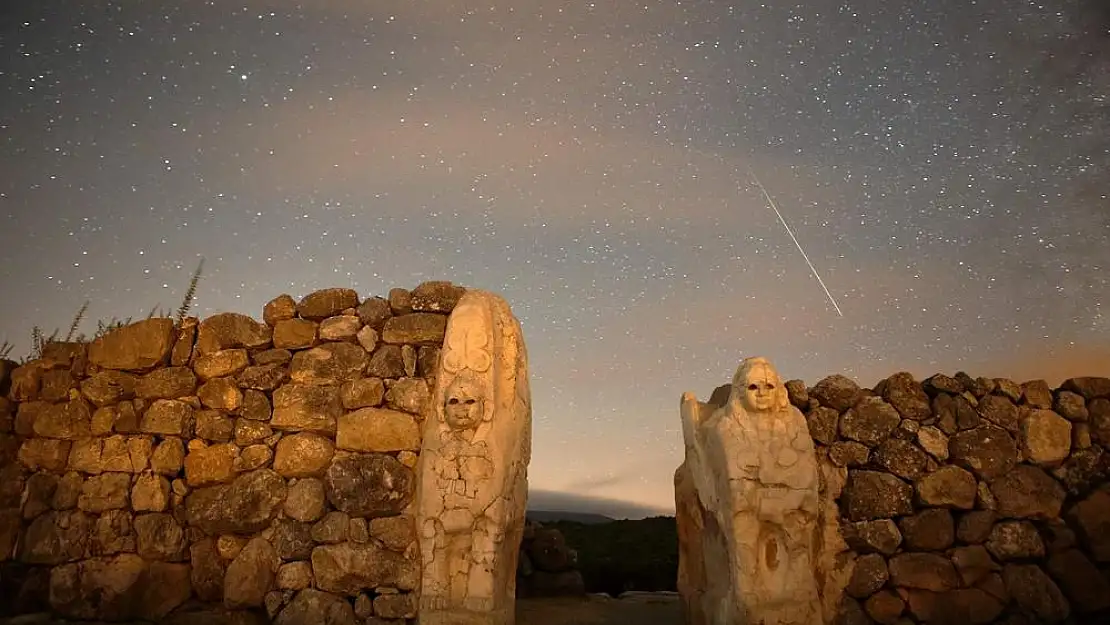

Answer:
[2,0,1108,517]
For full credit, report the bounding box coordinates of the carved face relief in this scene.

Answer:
[733,358,786,414]
[444,375,485,430]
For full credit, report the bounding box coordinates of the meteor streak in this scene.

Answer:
[747,168,844,318]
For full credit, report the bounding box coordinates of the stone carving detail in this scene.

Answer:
[416,290,531,625]
[675,357,826,625]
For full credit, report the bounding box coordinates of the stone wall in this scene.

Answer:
[787,372,1110,624]
[0,282,469,624]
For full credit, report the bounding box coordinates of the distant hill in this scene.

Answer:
[526,510,615,524]
[526,489,672,520]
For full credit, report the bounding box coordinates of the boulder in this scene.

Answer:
[1019,409,1072,466]
[310,542,418,595]
[224,536,279,608]
[986,520,1045,560]
[290,343,369,386]
[136,367,198,399]
[87,318,175,371]
[381,313,448,344]
[990,464,1065,520]
[915,465,977,509]
[411,281,466,312]
[273,432,335,478]
[948,426,1018,480]
[196,312,272,355]
[843,470,913,521]
[887,552,960,592]
[186,469,287,534]
[1002,563,1070,623]
[325,454,415,518]
[194,349,251,380]
[264,294,298,326]
[809,375,863,412]
[839,397,900,446]
[271,384,343,434]
[879,372,932,421]
[336,408,420,452]
[297,288,360,321]
[274,588,359,625]
[48,554,191,620]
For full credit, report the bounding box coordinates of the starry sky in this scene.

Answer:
[2,0,1108,517]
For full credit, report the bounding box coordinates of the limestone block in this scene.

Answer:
[336,408,420,452]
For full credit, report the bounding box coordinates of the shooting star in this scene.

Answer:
[747,168,844,318]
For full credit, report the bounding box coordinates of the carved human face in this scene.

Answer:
[444,376,484,430]
[740,363,779,413]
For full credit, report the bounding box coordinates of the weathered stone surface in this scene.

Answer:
[1062,376,1110,400]
[336,408,420,452]
[199,377,244,411]
[873,439,929,480]
[237,364,287,393]
[235,418,273,446]
[271,384,342,434]
[374,592,417,618]
[224,536,279,608]
[806,406,839,445]
[298,288,360,321]
[880,372,932,421]
[357,296,393,329]
[319,315,362,341]
[265,517,315,561]
[384,377,431,416]
[131,473,171,512]
[136,367,197,399]
[325,454,414,518]
[20,510,92,564]
[1067,489,1110,562]
[151,437,185,475]
[916,426,949,461]
[950,544,998,586]
[195,349,250,380]
[862,589,904,624]
[957,510,997,544]
[888,552,960,592]
[844,470,913,521]
[264,294,297,326]
[273,432,334,478]
[254,348,293,366]
[924,373,964,396]
[77,472,131,513]
[48,554,191,620]
[284,478,327,522]
[839,397,901,446]
[19,438,72,472]
[1021,379,1054,409]
[978,395,1021,433]
[1002,563,1070,623]
[381,312,447,344]
[915,464,977,509]
[986,520,1045,561]
[196,312,272,355]
[196,409,235,442]
[1054,390,1089,421]
[238,389,273,421]
[186,469,287,534]
[87,318,176,371]
[411,281,466,312]
[235,444,272,472]
[140,399,191,436]
[275,588,359,625]
[312,510,350,543]
[810,374,863,412]
[311,542,418,595]
[1046,548,1110,613]
[170,317,197,367]
[34,400,92,440]
[899,508,954,551]
[1019,409,1072,466]
[990,464,1065,519]
[905,588,1004,624]
[366,344,405,378]
[846,553,888,598]
[948,426,1018,480]
[134,512,186,560]
[277,561,313,590]
[368,515,416,551]
[290,343,369,386]
[53,472,84,509]
[185,443,239,487]
[828,440,870,467]
[339,377,385,410]
[80,371,138,407]
[23,472,59,519]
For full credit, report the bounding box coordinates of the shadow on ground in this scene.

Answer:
[516,594,681,625]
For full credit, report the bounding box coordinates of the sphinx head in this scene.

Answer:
[443,370,489,430]
[730,357,789,414]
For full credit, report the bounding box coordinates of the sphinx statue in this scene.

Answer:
[675,357,824,625]
[416,290,532,625]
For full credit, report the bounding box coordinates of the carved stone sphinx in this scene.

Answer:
[675,357,828,625]
[416,290,532,625]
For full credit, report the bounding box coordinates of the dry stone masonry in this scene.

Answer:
[677,364,1110,625]
[0,281,534,625]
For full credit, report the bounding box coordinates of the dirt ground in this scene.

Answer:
[515,593,682,625]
